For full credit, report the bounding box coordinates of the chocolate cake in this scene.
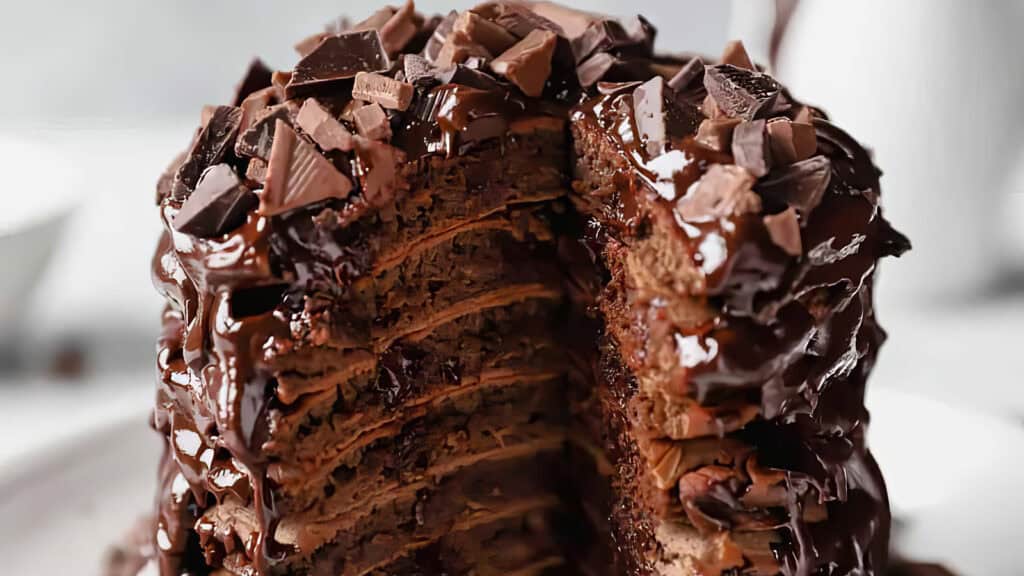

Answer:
[129,2,910,575]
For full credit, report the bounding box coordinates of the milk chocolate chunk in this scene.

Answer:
[352,136,406,207]
[676,164,760,222]
[172,106,242,200]
[696,117,741,152]
[435,30,492,68]
[296,98,353,152]
[668,57,705,92]
[360,0,420,57]
[270,70,292,101]
[719,40,755,70]
[235,104,294,160]
[423,10,458,62]
[353,102,393,141]
[260,121,352,216]
[232,59,274,106]
[632,76,670,158]
[731,120,772,178]
[529,1,596,38]
[763,206,802,256]
[756,155,832,214]
[490,29,558,97]
[245,157,268,186]
[571,19,636,63]
[288,30,390,97]
[352,71,415,110]
[453,11,518,55]
[475,2,563,39]
[704,64,781,120]
[173,164,256,237]
[766,118,817,164]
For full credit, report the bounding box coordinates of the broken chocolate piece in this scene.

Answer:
[632,76,669,158]
[353,102,393,140]
[296,98,353,152]
[695,117,741,152]
[756,155,832,214]
[529,2,596,38]
[490,29,557,97]
[435,64,502,91]
[766,118,817,164]
[288,31,390,97]
[171,106,242,200]
[173,164,257,237]
[719,40,755,70]
[668,57,705,92]
[238,86,277,135]
[435,30,492,68]
[423,10,458,62]
[703,64,781,120]
[294,32,330,58]
[731,120,772,178]
[453,11,518,55]
[156,150,187,204]
[763,207,802,256]
[596,80,642,95]
[352,71,415,110]
[260,120,352,216]
[244,157,268,186]
[620,15,656,53]
[403,54,437,87]
[376,1,420,56]
[235,104,294,160]
[571,19,635,63]
[270,70,292,101]
[676,164,760,222]
[352,136,407,207]
[232,59,274,106]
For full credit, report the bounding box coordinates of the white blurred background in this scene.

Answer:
[0,2,1022,574]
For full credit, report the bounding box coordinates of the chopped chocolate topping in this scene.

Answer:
[704,64,781,120]
[353,102,393,140]
[597,80,642,95]
[356,0,420,57]
[288,30,390,97]
[402,53,436,87]
[260,120,352,216]
[352,71,415,110]
[668,56,705,92]
[632,76,670,158]
[529,2,596,38]
[232,59,274,106]
[731,119,772,178]
[675,164,760,222]
[244,157,268,186]
[235,104,295,160]
[719,40,755,70]
[695,117,741,152]
[422,10,457,62]
[435,30,492,68]
[171,106,242,201]
[173,164,257,237]
[476,2,562,39]
[763,206,802,256]
[490,29,557,97]
[352,136,407,207]
[294,32,330,58]
[767,118,817,164]
[571,19,636,63]
[577,52,617,87]
[296,98,353,152]
[620,15,656,53]
[756,155,831,214]
[156,150,187,204]
[435,64,502,91]
[238,86,278,135]
[453,11,518,55]
[270,70,292,101]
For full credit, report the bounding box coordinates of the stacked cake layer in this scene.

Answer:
[127,2,908,575]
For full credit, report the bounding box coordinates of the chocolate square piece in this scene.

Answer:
[287,30,390,97]
[490,29,557,97]
[703,64,781,121]
[171,106,242,200]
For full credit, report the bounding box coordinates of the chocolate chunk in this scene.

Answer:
[403,54,437,87]
[475,2,563,39]
[668,57,705,92]
[156,150,187,204]
[245,157,268,186]
[354,0,420,57]
[172,106,242,200]
[352,136,407,207]
[703,64,781,120]
[763,207,802,256]
[288,31,390,97]
[701,92,723,119]
[296,98,353,152]
[436,30,492,68]
[238,86,278,135]
[756,155,832,214]
[454,11,518,55]
[294,32,330,57]
[353,102,393,141]
[571,19,635,63]
[632,76,670,158]
[695,117,741,152]
[260,121,352,216]
[352,72,415,111]
[576,53,660,88]
[173,164,256,237]
[270,70,292,101]
[620,15,656,53]
[731,120,772,178]
[676,164,760,222]
[720,40,755,70]
[766,118,817,164]
[490,29,557,97]
[423,10,458,62]
[232,59,273,106]
[436,64,502,91]
[235,104,294,160]
[577,53,616,87]
[529,2,596,38]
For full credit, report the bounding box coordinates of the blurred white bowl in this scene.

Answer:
[0,135,76,349]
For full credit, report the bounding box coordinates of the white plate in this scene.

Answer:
[0,388,1018,576]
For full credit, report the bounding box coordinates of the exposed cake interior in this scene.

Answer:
[128,2,910,576]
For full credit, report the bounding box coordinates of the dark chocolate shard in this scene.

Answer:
[676,164,760,222]
[767,118,817,164]
[620,15,657,54]
[173,164,257,238]
[235,104,295,160]
[731,120,772,178]
[435,64,502,92]
[296,98,353,152]
[570,19,636,63]
[756,155,832,214]
[423,10,458,62]
[260,121,353,216]
[703,64,781,120]
[632,76,669,158]
[352,136,407,207]
[232,59,274,106]
[490,29,557,97]
[294,32,330,58]
[287,30,390,97]
[763,206,802,256]
[156,150,187,204]
[668,57,705,92]
[238,86,278,135]
[171,106,242,201]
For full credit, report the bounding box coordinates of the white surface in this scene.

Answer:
[0,387,1019,575]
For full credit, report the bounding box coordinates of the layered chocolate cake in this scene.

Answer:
[127,2,909,575]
